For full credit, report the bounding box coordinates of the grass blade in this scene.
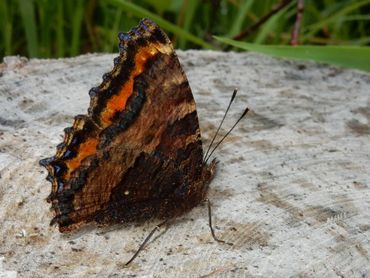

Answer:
[214,36,370,72]
[228,0,254,37]
[56,1,65,57]
[0,1,13,56]
[303,0,370,39]
[106,0,213,49]
[70,0,84,56]
[178,0,199,49]
[17,0,38,57]
[254,1,294,44]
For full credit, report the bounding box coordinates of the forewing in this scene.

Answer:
[40,19,204,232]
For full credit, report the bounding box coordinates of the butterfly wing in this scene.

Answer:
[40,19,213,232]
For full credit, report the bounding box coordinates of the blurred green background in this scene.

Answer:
[1,0,370,70]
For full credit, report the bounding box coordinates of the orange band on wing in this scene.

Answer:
[62,44,163,178]
[64,138,98,179]
[100,46,159,126]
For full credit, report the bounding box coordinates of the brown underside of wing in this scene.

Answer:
[68,53,205,229]
[39,19,214,233]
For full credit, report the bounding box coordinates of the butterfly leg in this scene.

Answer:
[125,220,168,266]
[206,199,233,246]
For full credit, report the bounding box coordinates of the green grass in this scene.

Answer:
[0,0,369,71]
[215,36,370,72]
[106,0,213,49]
[18,0,39,57]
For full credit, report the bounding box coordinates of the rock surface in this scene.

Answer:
[0,50,369,277]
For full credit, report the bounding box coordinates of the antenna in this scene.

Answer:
[203,89,238,162]
[204,107,249,164]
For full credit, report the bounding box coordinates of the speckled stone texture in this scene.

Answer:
[0,51,369,277]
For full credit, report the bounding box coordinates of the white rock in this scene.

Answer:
[0,51,369,277]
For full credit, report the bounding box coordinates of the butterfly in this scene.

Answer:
[39,18,248,264]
